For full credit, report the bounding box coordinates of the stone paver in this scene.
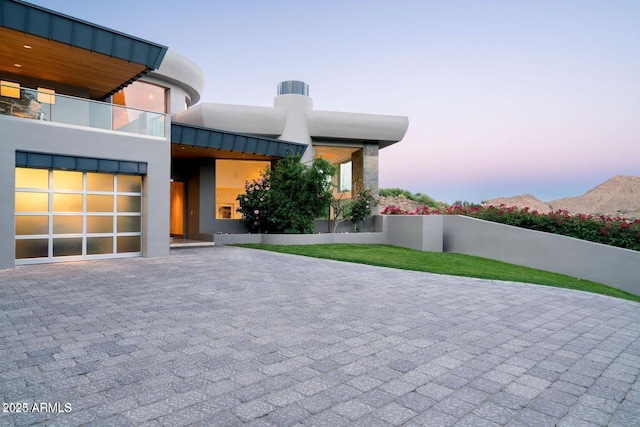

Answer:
[1,246,639,426]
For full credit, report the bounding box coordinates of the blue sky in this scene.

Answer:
[30,0,640,203]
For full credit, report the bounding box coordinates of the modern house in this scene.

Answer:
[0,0,408,268]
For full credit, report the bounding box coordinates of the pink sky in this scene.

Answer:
[30,0,640,203]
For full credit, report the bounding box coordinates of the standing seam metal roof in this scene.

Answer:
[171,123,307,158]
[0,0,167,69]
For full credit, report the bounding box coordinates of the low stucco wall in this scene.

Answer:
[213,232,385,246]
[213,234,262,246]
[442,215,640,296]
[384,215,443,252]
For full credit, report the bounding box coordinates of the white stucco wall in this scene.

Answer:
[384,215,444,252]
[148,50,205,114]
[174,103,286,137]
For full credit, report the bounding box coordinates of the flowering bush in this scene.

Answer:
[237,155,335,233]
[381,204,640,251]
[236,175,272,233]
[348,189,377,231]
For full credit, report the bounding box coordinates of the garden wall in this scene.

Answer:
[384,215,443,252]
[442,215,640,296]
[213,232,385,246]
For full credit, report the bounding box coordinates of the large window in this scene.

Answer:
[112,81,166,131]
[314,145,359,195]
[113,81,166,113]
[215,160,270,219]
[15,168,143,264]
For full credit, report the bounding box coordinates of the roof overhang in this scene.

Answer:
[307,110,409,149]
[171,122,308,159]
[0,0,168,99]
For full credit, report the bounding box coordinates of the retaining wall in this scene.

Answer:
[442,215,640,296]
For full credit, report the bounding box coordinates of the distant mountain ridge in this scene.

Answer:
[484,175,640,219]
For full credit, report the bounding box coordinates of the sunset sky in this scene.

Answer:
[31,0,640,203]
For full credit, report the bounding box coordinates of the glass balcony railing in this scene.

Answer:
[0,85,166,138]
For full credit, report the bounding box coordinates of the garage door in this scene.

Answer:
[15,168,142,264]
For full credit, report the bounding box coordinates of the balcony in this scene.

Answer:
[0,84,166,138]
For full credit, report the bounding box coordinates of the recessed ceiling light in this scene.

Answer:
[14,63,22,67]
[23,44,32,49]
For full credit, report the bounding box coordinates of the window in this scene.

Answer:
[1,80,20,98]
[112,81,166,131]
[339,161,352,193]
[37,87,56,104]
[215,160,270,219]
[112,81,166,113]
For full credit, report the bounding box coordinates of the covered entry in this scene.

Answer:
[170,123,307,239]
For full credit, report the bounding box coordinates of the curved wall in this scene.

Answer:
[174,103,286,137]
[146,50,205,114]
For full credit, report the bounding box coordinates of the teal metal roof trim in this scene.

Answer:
[172,123,307,157]
[16,151,147,175]
[0,0,167,69]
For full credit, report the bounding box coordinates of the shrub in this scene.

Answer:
[237,155,335,234]
[381,204,640,251]
[379,188,440,208]
[348,189,377,231]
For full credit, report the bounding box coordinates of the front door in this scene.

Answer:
[170,181,185,237]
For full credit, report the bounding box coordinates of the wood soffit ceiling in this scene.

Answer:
[0,27,148,99]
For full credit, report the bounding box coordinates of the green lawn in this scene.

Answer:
[237,243,640,303]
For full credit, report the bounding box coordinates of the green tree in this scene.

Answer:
[237,155,335,234]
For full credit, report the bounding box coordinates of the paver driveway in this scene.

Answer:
[1,246,639,426]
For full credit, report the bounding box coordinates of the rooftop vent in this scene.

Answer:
[277,80,309,96]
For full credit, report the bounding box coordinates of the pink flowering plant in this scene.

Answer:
[237,154,335,233]
[237,174,272,233]
[331,188,377,232]
[348,189,377,231]
[381,204,640,251]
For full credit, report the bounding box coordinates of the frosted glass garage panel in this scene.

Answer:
[117,236,141,253]
[53,194,83,212]
[117,175,142,193]
[15,216,48,235]
[16,192,48,212]
[53,238,82,257]
[117,216,141,232]
[87,216,114,233]
[16,239,48,259]
[87,173,114,191]
[53,216,83,234]
[117,196,141,212]
[15,168,48,189]
[53,171,82,190]
[87,195,114,212]
[87,237,114,255]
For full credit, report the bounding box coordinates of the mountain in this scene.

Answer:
[483,176,640,219]
[482,194,553,213]
[551,175,640,218]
